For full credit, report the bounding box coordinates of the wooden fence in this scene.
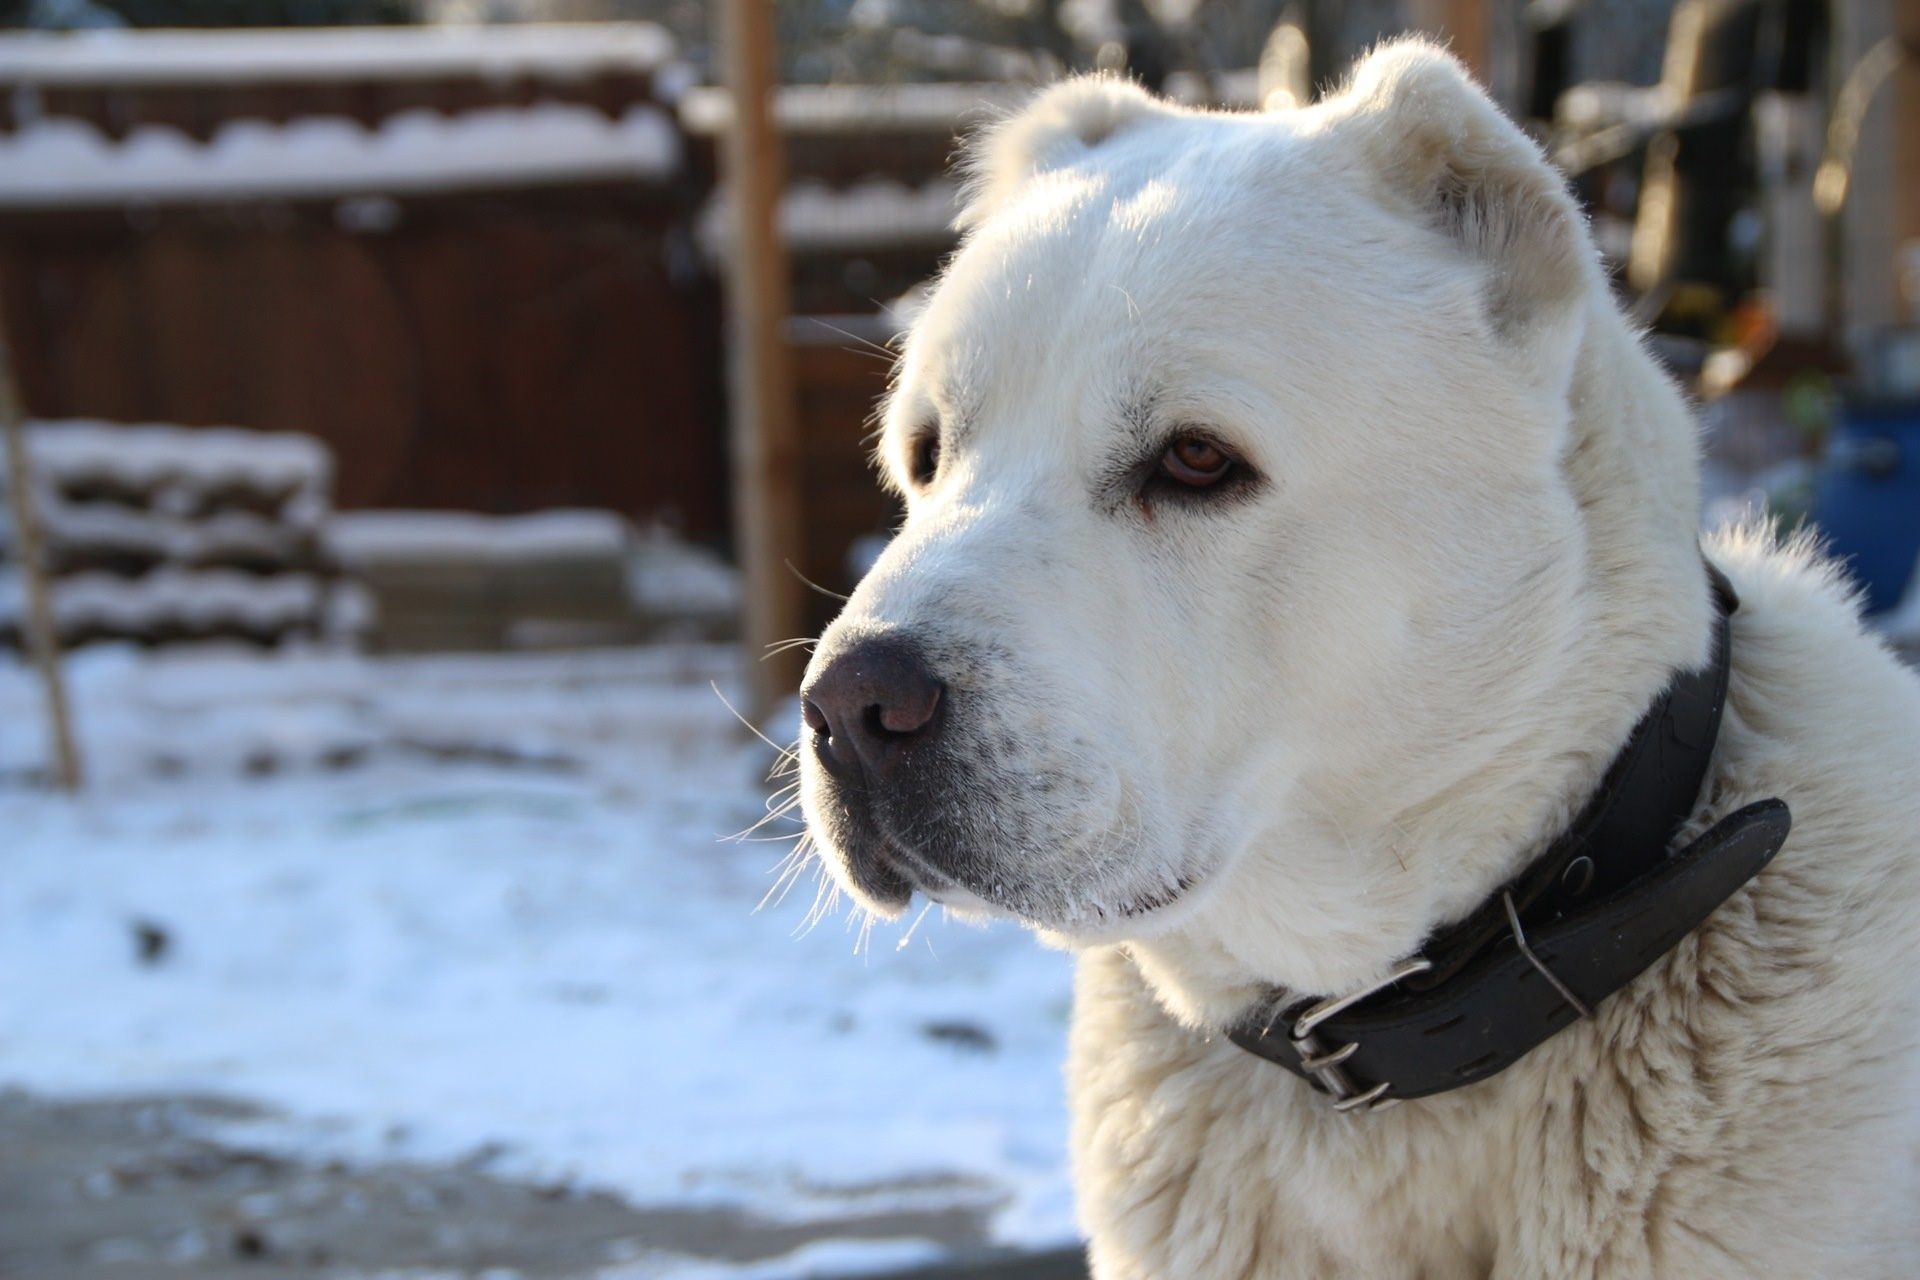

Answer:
[0,188,727,536]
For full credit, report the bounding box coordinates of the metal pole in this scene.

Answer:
[0,329,81,792]
[719,0,807,723]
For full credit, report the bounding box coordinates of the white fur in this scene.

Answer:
[799,40,1920,1277]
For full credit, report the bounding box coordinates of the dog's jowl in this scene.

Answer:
[796,39,1920,1280]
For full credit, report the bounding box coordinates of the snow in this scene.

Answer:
[0,23,677,87]
[329,509,634,567]
[628,527,742,619]
[0,103,682,207]
[13,503,318,568]
[699,180,961,256]
[10,420,331,507]
[0,642,1080,1269]
[781,180,961,249]
[679,83,1028,137]
[627,1238,951,1279]
[0,567,327,636]
[1,420,338,643]
[0,421,340,643]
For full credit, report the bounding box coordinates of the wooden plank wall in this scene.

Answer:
[0,187,729,539]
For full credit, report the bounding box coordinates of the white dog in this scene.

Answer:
[795,40,1920,1278]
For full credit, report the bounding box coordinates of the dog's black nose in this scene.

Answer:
[802,637,944,781]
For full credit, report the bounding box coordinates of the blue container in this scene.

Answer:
[1811,399,1920,616]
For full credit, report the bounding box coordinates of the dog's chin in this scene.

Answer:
[915,857,1225,948]
[824,842,1209,938]
[823,828,977,920]
[809,791,1234,942]
[833,843,922,919]
[1041,870,1214,944]
[914,881,1005,924]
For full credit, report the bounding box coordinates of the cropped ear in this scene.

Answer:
[957,75,1170,229]
[1329,41,1595,385]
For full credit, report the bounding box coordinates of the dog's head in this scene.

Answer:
[797,44,1684,1017]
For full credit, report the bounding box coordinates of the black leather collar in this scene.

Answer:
[1228,564,1791,1111]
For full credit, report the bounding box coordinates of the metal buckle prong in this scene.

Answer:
[1296,1040,1357,1072]
[1332,1081,1394,1112]
[1291,957,1434,1041]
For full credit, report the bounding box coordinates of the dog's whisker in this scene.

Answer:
[722,794,806,843]
[756,865,802,915]
[782,559,852,604]
[756,837,819,914]
[795,866,837,938]
[763,841,808,879]
[760,640,818,662]
[895,900,935,951]
[730,792,806,842]
[802,315,903,362]
[854,908,881,959]
[760,641,821,664]
[709,681,799,764]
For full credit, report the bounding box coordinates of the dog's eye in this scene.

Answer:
[1159,436,1233,488]
[909,432,941,488]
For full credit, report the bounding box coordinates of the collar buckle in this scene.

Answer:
[1284,957,1433,1113]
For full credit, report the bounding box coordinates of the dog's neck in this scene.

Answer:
[1127,298,1717,1031]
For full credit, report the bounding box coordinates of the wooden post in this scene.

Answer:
[0,328,82,792]
[1896,8,1920,324]
[1824,7,1920,335]
[1406,0,1493,87]
[718,0,807,724]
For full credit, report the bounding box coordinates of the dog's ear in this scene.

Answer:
[1330,40,1593,386]
[958,75,1169,229]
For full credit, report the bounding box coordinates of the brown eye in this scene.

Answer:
[1160,435,1232,487]
[910,432,941,487]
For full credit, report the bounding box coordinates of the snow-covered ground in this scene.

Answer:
[0,642,1078,1274]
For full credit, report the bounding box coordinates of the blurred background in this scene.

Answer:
[0,2,1914,1278]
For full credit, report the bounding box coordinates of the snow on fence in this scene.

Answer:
[0,421,354,649]
[677,81,1029,136]
[696,177,963,256]
[679,82,997,316]
[0,104,682,207]
[0,24,680,89]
